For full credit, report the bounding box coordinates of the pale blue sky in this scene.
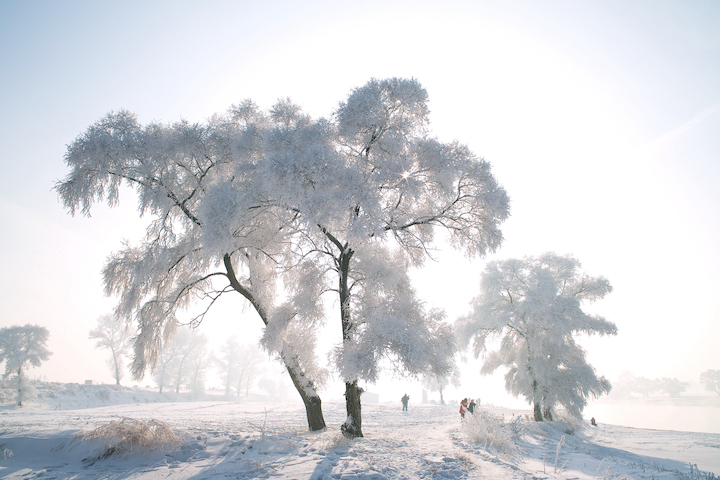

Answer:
[1,1,718,400]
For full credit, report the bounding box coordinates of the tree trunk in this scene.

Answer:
[223,254,326,431]
[439,386,445,405]
[336,247,363,438]
[543,406,553,421]
[341,380,364,438]
[112,350,122,386]
[282,351,326,430]
[532,380,543,421]
[533,401,543,421]
[542,394,553,421]
[16,367,23,407]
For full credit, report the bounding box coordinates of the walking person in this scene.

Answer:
[459,398,468,419]
[401,393,409,411]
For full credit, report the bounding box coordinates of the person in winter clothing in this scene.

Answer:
[468,399,476,414]
[459,398,468,419]
[401,394,409,411]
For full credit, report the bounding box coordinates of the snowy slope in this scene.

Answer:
[0,383,718,479]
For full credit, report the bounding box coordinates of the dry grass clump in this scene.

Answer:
[79,417,180,460]
[461,411,522,455]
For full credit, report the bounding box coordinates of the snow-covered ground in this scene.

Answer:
[0,383,718,479]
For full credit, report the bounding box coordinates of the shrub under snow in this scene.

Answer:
[79,417,180,462]
[460,410,523,455]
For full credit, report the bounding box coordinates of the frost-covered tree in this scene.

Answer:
[170,329,208,394]
[203,78,509,437]
[422,362,461,404]
[700,369,720,396]
[187,340,211,398]
[57,78,508,437]
[56,107,327,430]
[217,337,240,397]
[657,377,689,397]
[89,314,134,385]
[234,344,264,397]
[0,325,52,406]
[151,328,207,393]
[214,337,266,397]
[456,253,616,421]
[152,337,181,394]
[258,374,291,398]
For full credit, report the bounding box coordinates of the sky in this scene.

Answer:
[1,0,719,405]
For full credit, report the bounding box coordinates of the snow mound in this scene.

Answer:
[0,381,171,409]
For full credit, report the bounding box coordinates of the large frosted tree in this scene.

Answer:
[56,108,327,430]
[0,325,52,406]
[456,253,616,421]
[203,78,510,436]
[58,77,509,437]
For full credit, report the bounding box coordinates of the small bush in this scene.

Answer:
[461,411,522,455]
[550,410,584,435]
[79,417,180,461]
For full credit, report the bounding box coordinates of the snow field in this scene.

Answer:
[0,384,718,479]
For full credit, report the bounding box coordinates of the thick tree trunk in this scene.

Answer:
[533,401,543,422]
[532,379,543,421]
[283,352,326,431]
[337,247,364,438]
[440,386,445,405]
[341,380,364,438]
[224,254,326,432]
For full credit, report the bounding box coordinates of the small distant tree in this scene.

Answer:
[170,329,208,394]
[457,253,616,421]
[187,341,211,398]
[422,363,461,404]
[89,314,134,385]
[700,370,720,397]
[216,337,242,397]
[152,340,180,394]
[215,337,266,397]
[0,325,52,406]
[657,377,689,397]
[258,373,290,398]
[151,328,207,394]
[235,344,265,397]
[635,376,659,397]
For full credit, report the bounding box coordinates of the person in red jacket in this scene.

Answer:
[459,398,469,419]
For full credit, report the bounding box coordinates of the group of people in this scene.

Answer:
[459,398,478,418]
[398,394,480,418]
[400,394,597,426]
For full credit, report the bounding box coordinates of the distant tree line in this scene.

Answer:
[609,371,691,398]
[88,314,282,398]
